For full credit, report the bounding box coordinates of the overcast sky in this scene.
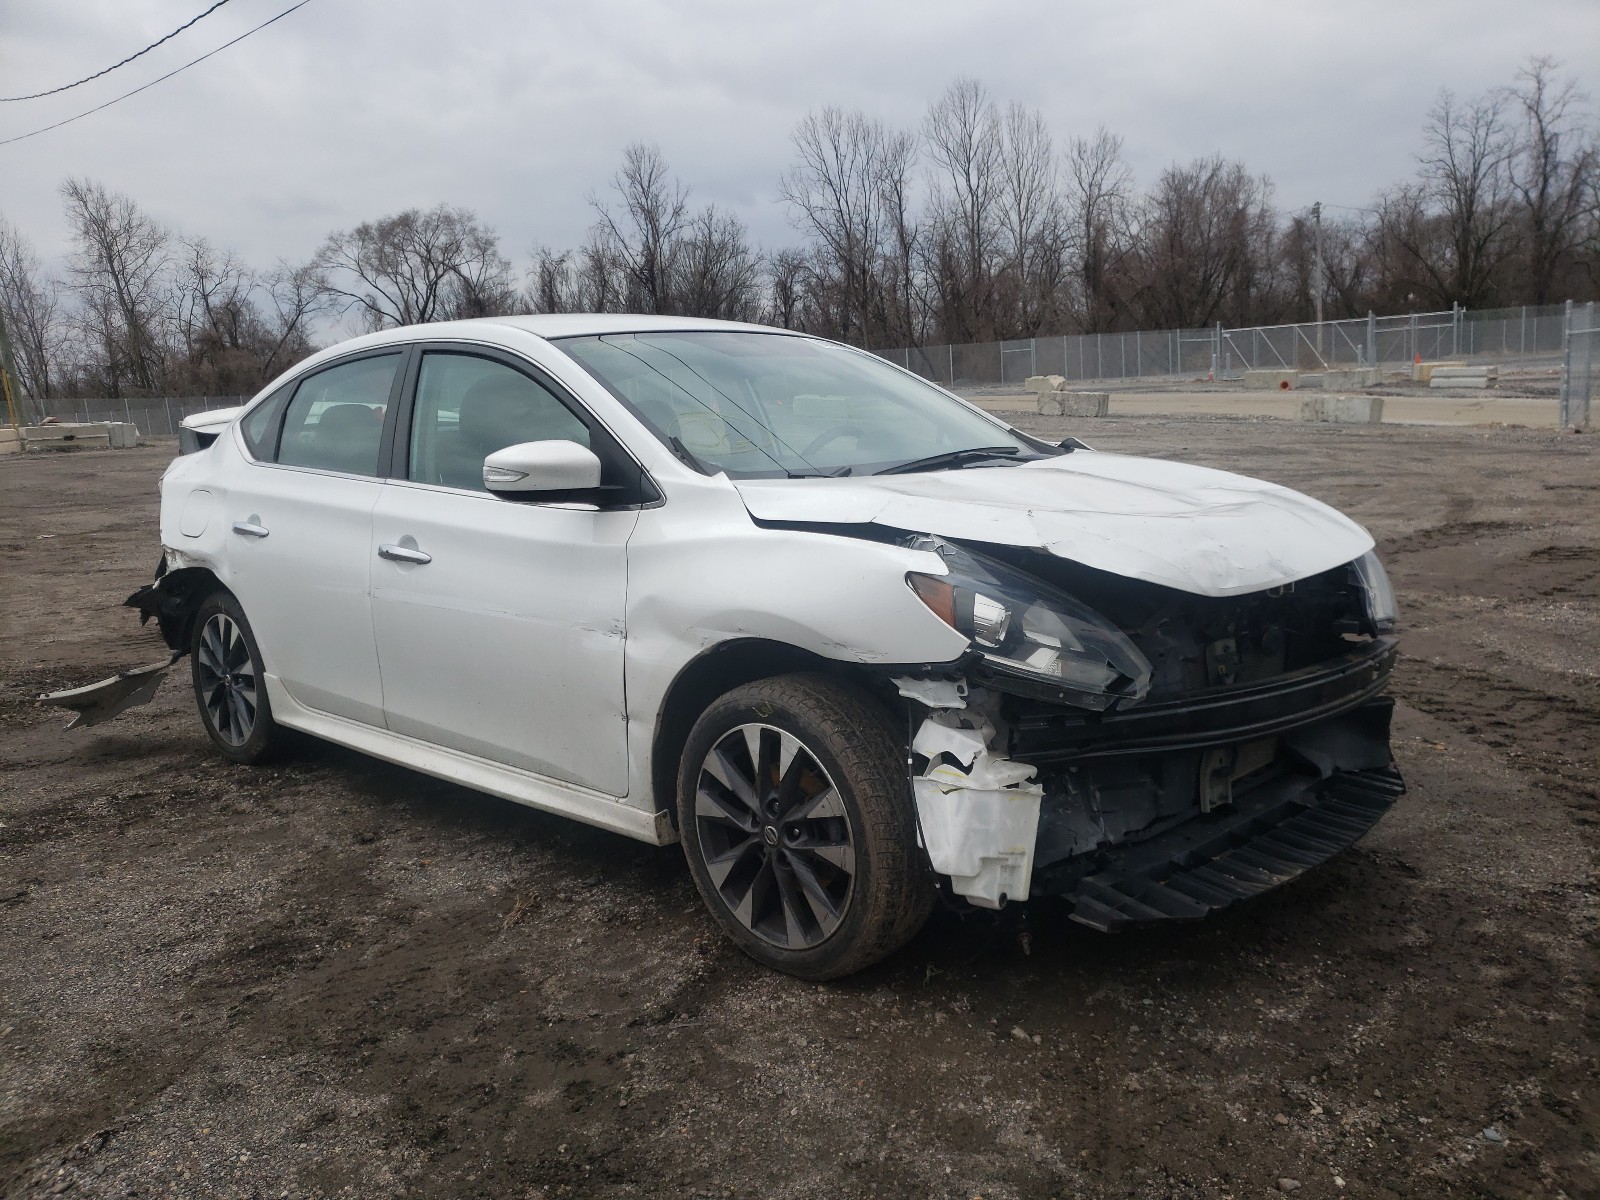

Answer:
[4,0,1598,283]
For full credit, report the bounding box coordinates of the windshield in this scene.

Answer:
[554,330,1046,478]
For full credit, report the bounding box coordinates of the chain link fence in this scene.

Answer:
[12,300,1591,436]
[877,302,1575,387]
[29,394,249,438]
[1560,301,1596,432]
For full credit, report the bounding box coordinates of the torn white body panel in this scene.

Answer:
[731,452,1374,598]
[908,692,1044,909]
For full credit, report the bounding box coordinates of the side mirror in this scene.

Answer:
[482,440,602,495]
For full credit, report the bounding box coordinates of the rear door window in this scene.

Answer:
[277,354,400,476]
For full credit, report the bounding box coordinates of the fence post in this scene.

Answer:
[1135,329,1142,377]
[1366,311,1377,369]
[1559,299,1573,430]
[947,345,954,386]
[1520,305,1527,355]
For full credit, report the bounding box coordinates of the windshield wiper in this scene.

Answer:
[876,446,1022,476]
[785,465,853,478]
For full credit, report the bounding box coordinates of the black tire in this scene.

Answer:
[190,591,285,765]
[676,673,936,980]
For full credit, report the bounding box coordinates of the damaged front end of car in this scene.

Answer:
[893,536,1404,928]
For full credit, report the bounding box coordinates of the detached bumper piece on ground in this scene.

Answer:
[1064,762,1406,931]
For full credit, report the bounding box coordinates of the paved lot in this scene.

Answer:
[2,418,1596,1199]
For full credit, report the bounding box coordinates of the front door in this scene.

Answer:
[369,349,637,797]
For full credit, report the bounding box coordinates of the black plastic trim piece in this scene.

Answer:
[1007,639,1398,762]
[1054,760,1406,931]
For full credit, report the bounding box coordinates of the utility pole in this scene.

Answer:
[1311,201,1325,360]
[0,304,29,432]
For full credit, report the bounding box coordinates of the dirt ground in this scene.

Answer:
[2,417,1596,1200]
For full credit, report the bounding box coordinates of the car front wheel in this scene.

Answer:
[676,673,935,979]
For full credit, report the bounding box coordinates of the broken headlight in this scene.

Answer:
[1349,549,1398,633]
[905,538,1151,711]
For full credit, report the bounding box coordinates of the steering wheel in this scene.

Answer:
[801,423,869,458]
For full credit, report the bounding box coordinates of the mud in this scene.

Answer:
[2,419,1596,1199]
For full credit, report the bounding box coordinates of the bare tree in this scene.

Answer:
[674,205,763,321]
[172,236,256,388]
[764,248,809,329]
[996,102,1069,335]
[1380,90,1515,307]
[1066,129,1134,332]
[317,205,515,330]
[1131,157,1278,329]
[60,177,170,394]
[258,259,324,379]
[1506,57,1597,303]
[923,78,1004,342]
[590,144,690,314]
[780,107,912,346]
[0,216,68,407]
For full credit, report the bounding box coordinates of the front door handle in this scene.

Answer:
[378,543,433,565]
[231,521,270,538]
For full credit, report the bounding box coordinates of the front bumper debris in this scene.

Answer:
[1059,762,1406,930]
[38,654,181,729]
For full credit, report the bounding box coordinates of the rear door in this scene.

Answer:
[223,349,405,726]
[368,347,641,796]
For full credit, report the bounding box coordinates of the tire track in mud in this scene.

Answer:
[1381,518,1537,559]
[1394,655,1600,817]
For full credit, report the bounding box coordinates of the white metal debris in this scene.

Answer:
[892,675,968,709]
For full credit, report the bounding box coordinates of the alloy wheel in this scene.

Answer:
[196,612,257,747]
[692,723,857,950]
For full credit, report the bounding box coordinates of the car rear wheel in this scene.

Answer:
[190,592,285,764]
[676,673,935,979]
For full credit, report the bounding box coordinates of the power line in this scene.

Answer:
[0,1,314,148]
[1,0,237,102]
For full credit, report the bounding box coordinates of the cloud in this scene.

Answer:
[3,0,1596,279]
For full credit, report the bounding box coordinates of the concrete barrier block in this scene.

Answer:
[1298,395,1384,424]
[21,422,113,450]
[1323,368,1379,390]
[107,422,140,448]
[1024,374,1067,394]
[1243,370,1299,390]
[1412,360,1466,383]
[1038,391,1109,417]
[1428,365,1497,389]
[0,427,19,455]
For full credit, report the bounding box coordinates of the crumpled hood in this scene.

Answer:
[732,452,1374,597]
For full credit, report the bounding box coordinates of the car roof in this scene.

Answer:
[460,313,801,339]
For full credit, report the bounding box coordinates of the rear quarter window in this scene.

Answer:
[240,384,294,461]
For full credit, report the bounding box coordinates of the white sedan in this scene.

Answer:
[107,315,1403,978]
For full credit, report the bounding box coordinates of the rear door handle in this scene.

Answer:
[378,543,432,565]
[231,521,270,538]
